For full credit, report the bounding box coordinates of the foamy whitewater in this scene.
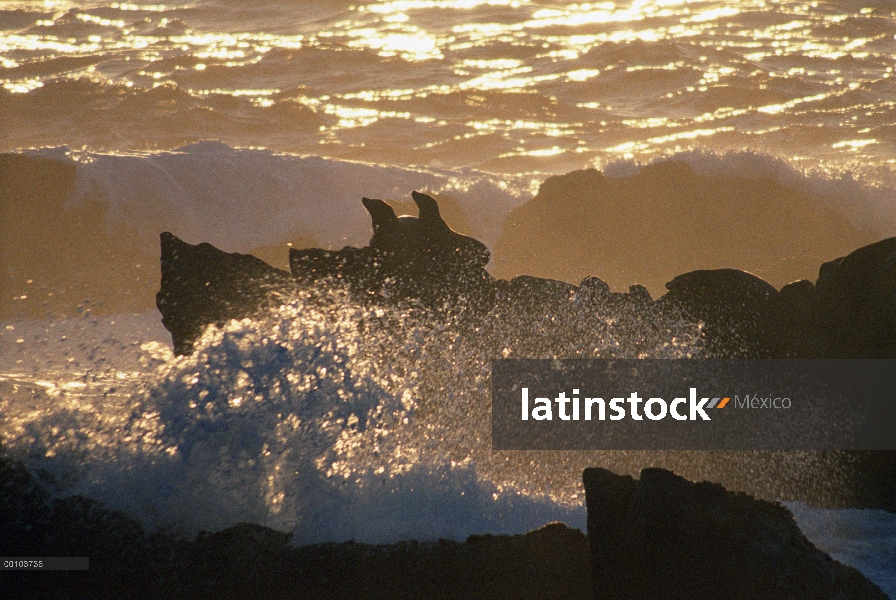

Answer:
[2,0,896,595]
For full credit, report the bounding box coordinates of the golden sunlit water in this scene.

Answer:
[2,0,895,180]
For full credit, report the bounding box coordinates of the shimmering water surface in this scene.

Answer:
[3,0,896,180]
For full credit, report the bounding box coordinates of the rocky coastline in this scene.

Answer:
[2,452,887,599]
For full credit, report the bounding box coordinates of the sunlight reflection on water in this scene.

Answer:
[0,0,893,179]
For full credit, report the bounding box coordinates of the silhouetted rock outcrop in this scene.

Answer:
[814,237,896,358]
[583,467,888,600]
[659,268,779,358]
[156,232,296,355]
[158,189,896,364]
[158,191,497,355]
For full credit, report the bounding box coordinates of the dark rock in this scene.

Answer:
[627,284,651,303]
[289,244,384,288]
[153,193,896,513]
[744,238,896,359]
[766,279,823,358]
[655,235,896,359]
[660,268,778,357]
[499,275,579,308]
[0,453,53,557]
[844,451,896,512]
[813,237,896,358]
[0,451,156,599]
[583,467,889,600]
[664,268,778,304]
[577,276,611,301]
[156,231,296,355]
[0,450,592,599]
[161,191,496,354]
[781,277,815,297]
[157,186,896,363]
[181,520,592,600]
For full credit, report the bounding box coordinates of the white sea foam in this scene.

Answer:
[20,143,896,265]
[27,142,530,255]
[0,269,699,544]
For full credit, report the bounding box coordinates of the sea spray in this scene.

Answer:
[0,279,703,542]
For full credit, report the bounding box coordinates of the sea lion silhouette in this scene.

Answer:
[287,191,493,303]
[361,191,490,269]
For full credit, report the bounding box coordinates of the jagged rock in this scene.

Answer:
[497,275,579,310]
[158,190,896,363]
[289,245,384,289]
[153,192,896,513]
[780,278,815,300]
[583,467,888,600]
[766,279,822,358]
[156,232,296,355]
[626,284,652,303]
[159,191,497,355]
[576,276,612,307]
[0,451,592,599]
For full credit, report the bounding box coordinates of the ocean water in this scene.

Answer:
[2,0,896,595]
[2,0,896,181]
